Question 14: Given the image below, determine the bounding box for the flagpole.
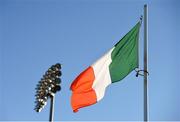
[143,4,149,122]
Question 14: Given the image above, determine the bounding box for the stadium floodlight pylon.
[34,63,62,122]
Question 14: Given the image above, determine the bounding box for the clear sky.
[0,0,180,121]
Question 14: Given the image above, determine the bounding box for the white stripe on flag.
[92,48,114,101]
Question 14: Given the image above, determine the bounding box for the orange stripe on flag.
[70,66,97,112]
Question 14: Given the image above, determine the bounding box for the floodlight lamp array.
[34,63,62,112]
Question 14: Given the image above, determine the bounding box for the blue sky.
[0,0,180,121]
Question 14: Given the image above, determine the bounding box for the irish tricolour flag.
[70,22,140,112]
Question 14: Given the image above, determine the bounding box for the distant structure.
[34,63,62,122]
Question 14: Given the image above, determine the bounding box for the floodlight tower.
[34,63,62,122]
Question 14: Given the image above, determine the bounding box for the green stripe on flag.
[109,22,140,83]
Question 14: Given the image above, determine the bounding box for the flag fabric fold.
[70,22,141,112]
